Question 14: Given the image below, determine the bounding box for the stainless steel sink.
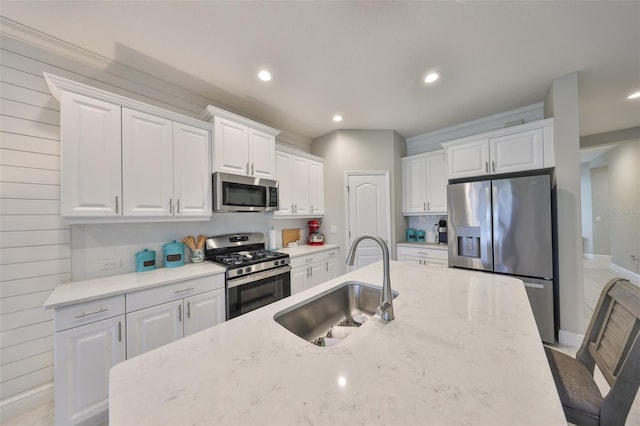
[274,281,399,345]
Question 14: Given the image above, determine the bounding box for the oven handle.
[227,265,291,288]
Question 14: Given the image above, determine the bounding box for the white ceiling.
[1,1,639,140]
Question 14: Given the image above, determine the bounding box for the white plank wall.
[0,32,218,418]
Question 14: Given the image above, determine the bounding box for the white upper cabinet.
[402,150,447,215]
[202,105,280,179]
[46,73,212,223]
[60,91,122,217]
[442,119,554,180]
[122,108,174,216]
[275,147,325,218]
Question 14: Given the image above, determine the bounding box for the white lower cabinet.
[290,249,339,295]
[397,245,448,268]
[126,276,225,358]
[53,296,126,426]
[51,273,224,425]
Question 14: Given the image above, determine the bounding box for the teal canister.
[135,249,156,272]
[162,241,185,268]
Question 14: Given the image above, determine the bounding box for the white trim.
[200,105,281,136]
[558,329,584,348]
[406,103,545,155]
[610,263,640,285]
[343,171,392,273]
[583,253,612,262]
[44,73,212,131]
[0,382,54,423]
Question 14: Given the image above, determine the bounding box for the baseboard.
[558,329,584,348]
[0,382,54,423]
[583,253,611,262]
[610,263,640,285]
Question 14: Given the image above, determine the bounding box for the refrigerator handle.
[492,184,501,270]
[483,185,493,268]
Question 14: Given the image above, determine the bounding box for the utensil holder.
[190,249,204,263]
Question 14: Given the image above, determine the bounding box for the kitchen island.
[109,261,565,425]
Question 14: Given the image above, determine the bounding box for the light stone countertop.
[397,241,448,250]
[109,261,565,426]
[277,243,340,258]
[43,262,226,309]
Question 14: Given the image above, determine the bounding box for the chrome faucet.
[346,234,395,321]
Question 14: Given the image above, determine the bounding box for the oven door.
[226,266,291,319]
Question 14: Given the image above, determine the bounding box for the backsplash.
[407,215,448,242]
[70,215,310,281]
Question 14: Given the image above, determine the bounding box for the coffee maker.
[437,218,448,244]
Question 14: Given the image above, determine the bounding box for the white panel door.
[290,266,307,295]
[490,128,544,174]
[173,123,211,217]
[275,151,294,215]
[402,156,427,213]
[60,91,122,217]
[447,139,490,179]
[249,129,276,179]
[126,300,183,358]
[183,289,225,337]
[122,108,173,216]
[425,152,448,213]
[346,173,390,271]
[292,156,309,215]
[308,159,325,214]
[214,117,249,176]
[54,315,125,426]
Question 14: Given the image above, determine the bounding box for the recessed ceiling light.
[424,72,440,84]
[333,115,343,122]
[258,70,272,82]
[627,91,640,100]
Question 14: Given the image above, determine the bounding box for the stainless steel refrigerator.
[447,172,556,342]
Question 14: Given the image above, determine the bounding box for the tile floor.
[5,259,639,425]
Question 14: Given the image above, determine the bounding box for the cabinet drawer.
[126,275,222,312]
[290,254,320,268]
[55,295,125,332]
[398,246,448,260]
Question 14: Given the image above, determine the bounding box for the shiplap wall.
[0,32,223,418]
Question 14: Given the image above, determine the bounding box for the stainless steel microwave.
[212,172,278,212]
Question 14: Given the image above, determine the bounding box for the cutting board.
[282,229,301,247]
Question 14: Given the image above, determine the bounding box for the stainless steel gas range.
[205,233,291,320]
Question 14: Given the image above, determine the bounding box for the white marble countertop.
[278,243,340,258]
[43,262,225,309]
[397,241,448,249]
[109,261,565,426]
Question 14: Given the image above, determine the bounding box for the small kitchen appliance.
[307,220,324,246]
[135,249,156,272]
[162,241,185,268]
[437,218,448,244]
[205,233,291,320]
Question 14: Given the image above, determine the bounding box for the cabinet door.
[183,289,225,337]
[402,156,427,214]
[60,91,122,217]
[309,262,324,288]
[290,266,307,295]
[447,139,490,179]
[126,300,183,358]
[325,252,339,281]
[173,123,211,217]
[292,156,309,215]
[425,152,447,213]
[249,129,276,179]
[122,108,173,216]
[54,315,125,425]
[275,151,294,215]
[424,258,447,268]
[490,128,544,174]
[397,254,421,265]
[308,160,325,215]
[214,117,249,176]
